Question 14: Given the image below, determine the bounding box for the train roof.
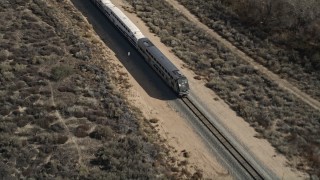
[139,38,185,80]
[101,0,112,5]
[106,3,144,40]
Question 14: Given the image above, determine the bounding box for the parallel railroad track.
[181,96,264,180]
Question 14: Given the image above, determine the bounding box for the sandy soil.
[106,0,308,179]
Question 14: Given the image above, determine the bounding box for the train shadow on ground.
[71,0,177,100]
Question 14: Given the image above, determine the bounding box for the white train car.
[92,0,145,46]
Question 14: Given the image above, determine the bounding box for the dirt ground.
[105,0,308,179]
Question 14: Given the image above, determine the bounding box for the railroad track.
[181,96,264,180]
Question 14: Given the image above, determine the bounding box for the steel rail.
[181,96,264,180]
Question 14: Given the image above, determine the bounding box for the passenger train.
[91,0,189,96]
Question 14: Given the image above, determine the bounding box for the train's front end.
[178,77,189,97]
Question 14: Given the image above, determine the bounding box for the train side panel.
[138,38,189,96]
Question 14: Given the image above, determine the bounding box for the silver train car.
[137,38,189,96]
[91,0,189,96]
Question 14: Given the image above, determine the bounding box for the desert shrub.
[51,65,74,81]
[58,85,76,93]
[14,80,27,89]
[90,136,165,179]
[53,134,68,144]
[0,108,10,116]
[149,118,159,124]
[64,105,84,117]
[171,166,179,172]
[0,62,12,73]
[38,45,64,56]
[50,122,65,133]
[0,122,18,133]
[74,124,90,138]
[35,115,58,129]
[73,110,84,118]
[71,42,92,61]
[178,160,188,166]
[17,115,34,128]
[191,170,203,180]
[30,133,68,145]
[34,117,52,129]
[0,50,10,61]
[182,151,190,158]
[76,96,98,107]
[89,126,114,140]
[0,161,15,179]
